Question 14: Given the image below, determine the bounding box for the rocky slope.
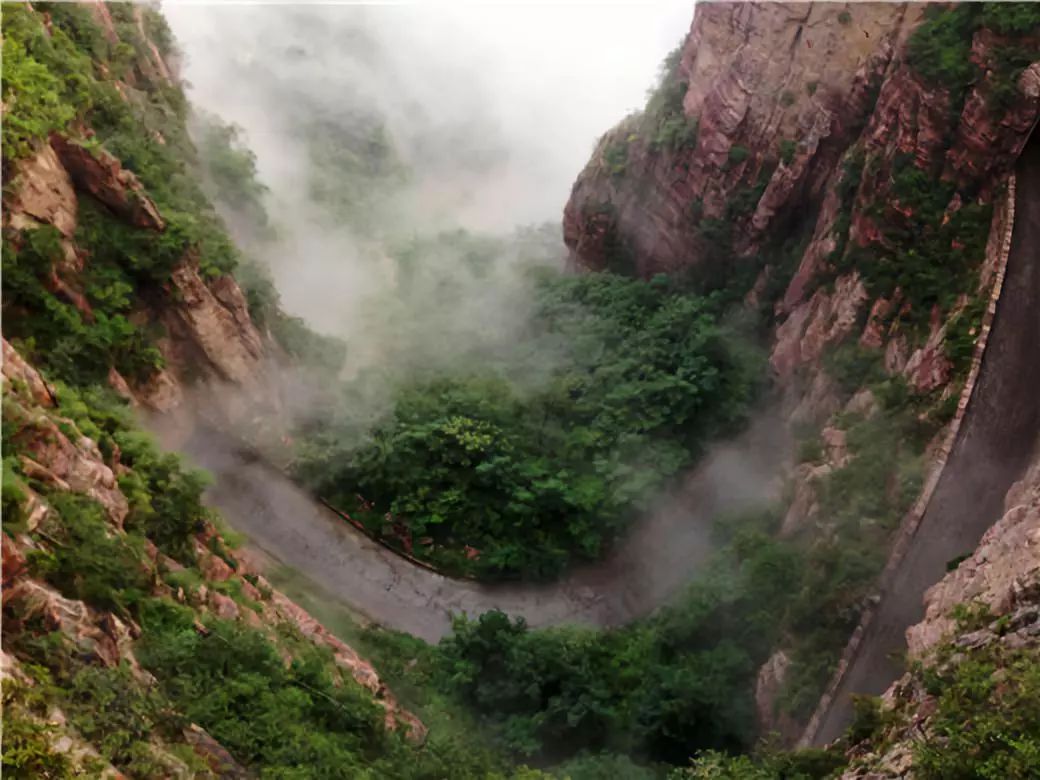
[566,2,1037,404]
[1,336,427,775]
[1,1,299,428]
[0,5,436,775]
[836,449,1039,778]
[564,0,1040,742]
[5,135,268,414]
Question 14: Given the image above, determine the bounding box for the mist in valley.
[166,2,691,357]
[155,0,789,594]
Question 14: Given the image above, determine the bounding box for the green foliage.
[980,2,1040,36]
[727,145,751,167]
[1,3,271,394]
[552,753,658,779]
[2,680,94,778]
[235,258,347,373]
[830,150,991,334]
[838,11,852,27]
[907,3,1039,114]
[846,694,888,744]
[674,746,844,779]
[2,455,28,533]
[136,607,389,774]
[295,272,761,579]
[304,114,407,235]
[652,116,700,153]
[1,227,165,385]
[195,113,270,230]
[26,492,151,617]
[779,140,797,165]
[645,45,687,119]
[906,5,981,90]
[604,140,629,178]
[774,378,940,717]
[141,7,176,58]
[0,4,88,159]
[49,382,211,562]
[434,509,809,763]
[643,45,700,155]
[780,91,796,107]
[5,630,188,777]
[134,603,511,778]
[824,342,886,395]
[944,295,987,374]
[914,645,1040,779]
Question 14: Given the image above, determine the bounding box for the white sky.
[164,1,694,227]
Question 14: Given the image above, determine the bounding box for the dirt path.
[811,136,1040,745]
[160,406,787,643]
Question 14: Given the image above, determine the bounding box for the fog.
[164,1,691,349]
[167,2,690,227]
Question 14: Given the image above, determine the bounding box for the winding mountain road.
[810,134,1040,745]
[159,407,787,643]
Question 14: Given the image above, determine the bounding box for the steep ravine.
[809,126,1040,746]
[154,404,787,642]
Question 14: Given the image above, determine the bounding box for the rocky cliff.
[564,0,1040,741]
[565,2,1037,403]
[2,337,426,774]
[1,1,291,426]
[1,5,433,774]
[836,448,1039,777]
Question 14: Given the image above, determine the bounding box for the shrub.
[824,342,886,396]
[915,644,1040,778]
[603,140,628,177]
[980,2,1040,35]
[727,145,751,166]
[26,492,151,617]
[906,5,980,90]
[294,272,761,579]
[1,4,90,159]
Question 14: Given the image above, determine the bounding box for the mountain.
[2,2,1038,778]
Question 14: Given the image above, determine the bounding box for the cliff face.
[565,2,1038,404]
[5,137,269,415]
[1,2,282,422]
[1,338,425,773]
[565,3,917,277]
[2,7,426,773]
[564,0,1040,741]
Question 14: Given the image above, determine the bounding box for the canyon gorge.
[2,2,1039,778]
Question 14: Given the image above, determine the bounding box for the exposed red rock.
[9,413,129,528]
[4,143,78,237]
[50,135,165,231]
[564,2,915,277]
[3,338,57,408]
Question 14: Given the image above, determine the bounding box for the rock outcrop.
[564,3,918,277]
[160,255,266,388]
[1,341,426,761]
[50,134,165,232]
[4,143,79,238]
[2,129,275,415]
[836,445,1040,778]
[906,450,1040,658]
[566,3,1039,409]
